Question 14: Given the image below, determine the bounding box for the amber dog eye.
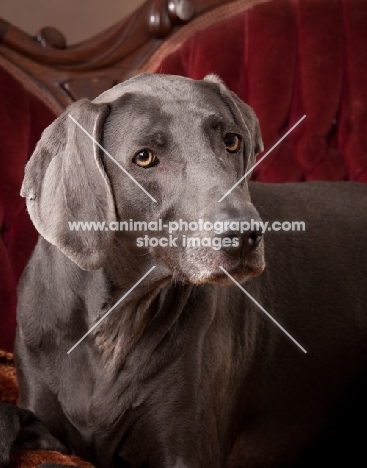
[224,133,241,153]
[133,149,157,168]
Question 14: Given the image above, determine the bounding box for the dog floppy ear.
[21,99,116,270]
[204,74,264,170]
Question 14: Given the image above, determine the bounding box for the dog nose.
[218,228,262,257]
[210,205,263,256]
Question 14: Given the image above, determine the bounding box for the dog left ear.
[21,99,116,271]
[203,74,264,170]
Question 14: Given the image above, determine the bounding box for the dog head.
[21,74,265,284]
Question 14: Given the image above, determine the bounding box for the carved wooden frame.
[0,0,233,113]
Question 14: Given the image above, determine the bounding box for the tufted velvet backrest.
[153,0,367,183]
[0,65,56,351]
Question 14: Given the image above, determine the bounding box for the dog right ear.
[222,89,264,170]
[21,99,116,271]
[204,74,264,173]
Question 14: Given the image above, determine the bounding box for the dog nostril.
[248,231,262,246]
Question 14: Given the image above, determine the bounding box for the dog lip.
[186,261,264,285]
[215,264,255,280]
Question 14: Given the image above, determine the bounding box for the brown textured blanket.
[0,350,93,468]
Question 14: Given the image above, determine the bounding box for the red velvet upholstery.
[1,0,367,352]
[0,67,56,351]
[157,0,367,183]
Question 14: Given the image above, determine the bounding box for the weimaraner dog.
[1,74,367,468]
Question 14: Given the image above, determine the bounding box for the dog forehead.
[93,73,227,116]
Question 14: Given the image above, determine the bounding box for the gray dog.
[1,74,367,468]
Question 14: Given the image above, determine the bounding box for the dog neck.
[89,251,191,373]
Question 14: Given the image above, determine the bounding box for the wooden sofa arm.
[0,0,245,113]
